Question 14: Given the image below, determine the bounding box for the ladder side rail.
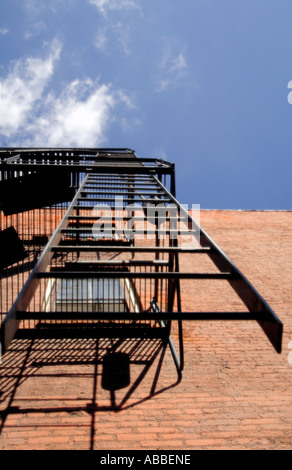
[153,175,283,353]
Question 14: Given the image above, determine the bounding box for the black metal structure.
[0,148,283,373]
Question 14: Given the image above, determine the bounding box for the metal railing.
[0,148,283,373]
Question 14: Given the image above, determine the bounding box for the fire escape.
[0,148,283,373]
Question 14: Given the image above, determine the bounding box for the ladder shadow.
[0,332,181,449]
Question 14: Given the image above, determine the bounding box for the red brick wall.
[0,210,291,450]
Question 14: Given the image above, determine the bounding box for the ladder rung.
[87,175,154,180]
[84,186,161,192]
[15,311,266,321]
[51,246,211,253]
[80,191,165,196]
[36,271,234,280]
[68,216,131,221]
[71,206,179,212]
[64,260,169,266]
[76,197,171,203]
[84,180,158,185]
[51,260,170,270]
[59,240,133,247]
[72,205,148,210]
[61,228,196,235]
[68,222,119,228]
[68,215,187,220]
[86,179,154,184]
[51,260,169,272]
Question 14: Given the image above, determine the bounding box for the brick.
[0,211,292,450]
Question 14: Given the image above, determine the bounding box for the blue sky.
[0,0,292,209]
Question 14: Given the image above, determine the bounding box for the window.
[55,278,129,313]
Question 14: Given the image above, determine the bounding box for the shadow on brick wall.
[0,334,181,449]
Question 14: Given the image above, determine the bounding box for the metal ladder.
[0,148,283,374]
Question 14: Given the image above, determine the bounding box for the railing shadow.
[0,331,181,449]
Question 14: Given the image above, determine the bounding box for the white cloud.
[168,53,188,74]
[91,1,141,56]
[89,0,140,16]
[153,147,167,161]
[0,40,136,147]
[115,22,131,55]
[24,21,47,39]
[156,41,189,92]
[23,0,44,15]
[94,29,108,51]
[0,27,9,35]
[116,90,137,110]
[24,0,76,15]
[27,79,116,147]
[0,40,62,136]
[94,23,132,55]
